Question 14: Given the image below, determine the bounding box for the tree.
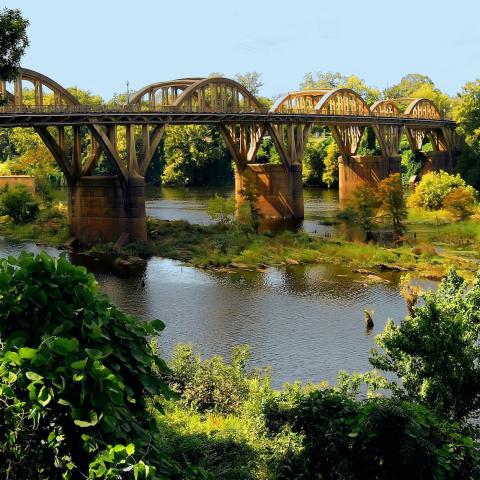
[322,140,339,188]
[376,173,407,234]
[234,72,263,96]
[0,8,29,82]
[161,125,232,186]
[443,187,477,220]
[350,184,379,235]
[370,268,480,422]
[301,71,380,105]
[384,74,434,99]
[455,79,480,149]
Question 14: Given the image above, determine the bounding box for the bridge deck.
[0,111,456,128]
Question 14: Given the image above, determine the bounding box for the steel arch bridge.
[0,68,458,244]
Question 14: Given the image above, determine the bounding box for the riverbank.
[1,209,479,280]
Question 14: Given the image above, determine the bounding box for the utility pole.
[126,80,130,104]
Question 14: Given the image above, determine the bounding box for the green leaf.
[73,410,99,428]
[149,319,165,332]
[4,351,21,365]
[19,347,38,359]
[71,358,88,370]
[85,348,103,360]
[126,443,135,455]
[26,371,43,381]
[38,386,52,406]
[52,337,79,355]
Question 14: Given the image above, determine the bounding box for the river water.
[0,187,434,387]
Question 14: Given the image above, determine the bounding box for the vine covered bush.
[0,252,187,479]
[0,184,39,224]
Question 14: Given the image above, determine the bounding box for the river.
[0,186,434,388]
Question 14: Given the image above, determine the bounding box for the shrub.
[407,171,476,210]
[265,390,480,480]
[0,252,181,479]
[206,194,236,228]
[167,344,253,415]
[0,184,39,223]
[443,186,477,220]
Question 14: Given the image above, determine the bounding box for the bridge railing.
[0,104,450,120]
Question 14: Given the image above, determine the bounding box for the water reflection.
[0,185,438,388]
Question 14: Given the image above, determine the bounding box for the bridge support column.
[420,151,453,176]
[68,176,147,244]
[338,155,401,201]
[235,163,304,219]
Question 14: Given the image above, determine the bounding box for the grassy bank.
[96,218,476,280]
[0,204,69,246]
[1,205,479,279]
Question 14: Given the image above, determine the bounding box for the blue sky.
[4,0,479,100]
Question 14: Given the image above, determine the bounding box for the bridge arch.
[2,68,79,107]
[128,78,202,108]
[404,98,442,119]
[314,88,371,116]
[270,89,331,113]
[173,77,263,112]
[370,99,401,116]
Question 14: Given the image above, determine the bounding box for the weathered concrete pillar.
[420,151,452,176]
[68,176,147,244]
[234,163,304,219]
[338,155,401,201]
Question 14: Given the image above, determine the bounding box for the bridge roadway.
[0,108,456,128]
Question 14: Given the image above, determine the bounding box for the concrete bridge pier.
[420,151,453,175]
[234,163,304,219]
[338,155,401,202]
[68,176,147,245]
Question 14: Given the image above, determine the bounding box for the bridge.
[0,69,457,244]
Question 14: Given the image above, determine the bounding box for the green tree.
[0,252,181,479]
[350,183,379,235]
[301,136,328,185]
[455,79,480,149]
[0,8,29,83]
[322,140,339,188]
[384,74,434,99]
[234,72,263,96]
[370,268,480,422]
[162,125,232,186]
[376,174,407,234]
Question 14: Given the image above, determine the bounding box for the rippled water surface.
[0,187,434,387]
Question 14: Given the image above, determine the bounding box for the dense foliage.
[407,171,477,210]
[0,252,184,479]
[0,184,39,223]
[0,8,29,83]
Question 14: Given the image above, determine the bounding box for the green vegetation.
[0,184,39,224]
[407,171,477,210]
[0,7,29,85]
[0,252,195,479]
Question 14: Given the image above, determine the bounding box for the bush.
[167,344,253,415]
[443,186,477,220]
[349,184,379,234]
[408,171,476,210]
[0,184,39,223]
[376,173,407,234]
[206,194,236,228]
[0,252,181,479]
[263,390,480,480]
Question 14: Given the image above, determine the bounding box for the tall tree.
[0,8,29,81]
[235,71,263,96]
